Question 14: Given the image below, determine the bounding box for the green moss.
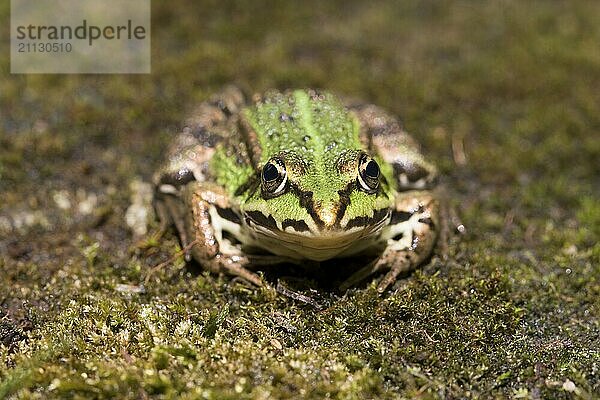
[1,0,598,398]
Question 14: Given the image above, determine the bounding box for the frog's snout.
[311,199,342,230]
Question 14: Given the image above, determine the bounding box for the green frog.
[154,87,439,292]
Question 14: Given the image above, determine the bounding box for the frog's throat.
[245,214,390,261]
[209,202,389,261]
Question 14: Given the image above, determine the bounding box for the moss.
[0,0,598,398]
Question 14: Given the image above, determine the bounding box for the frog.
[153,86,439,292]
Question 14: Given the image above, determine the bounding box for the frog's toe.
[211,254,265,288]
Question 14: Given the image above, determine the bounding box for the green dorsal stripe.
[294,90,323,168]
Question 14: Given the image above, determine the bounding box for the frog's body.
[154,87,439,291]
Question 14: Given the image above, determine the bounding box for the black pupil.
[262,163,279,182]
[365,160,379,178]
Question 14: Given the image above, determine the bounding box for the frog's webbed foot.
[154,193,192,258]
[435,188,466,261]
[340,192,439,293]
[154,181,266,288]
[205,254,264,287]
[183,183,268,287]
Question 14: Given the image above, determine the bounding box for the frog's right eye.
[357,153,380,194]
[261,158,287,196]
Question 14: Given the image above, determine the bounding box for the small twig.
[276,280,323,309]
[144,239,199,285]
[452,132,468,166]
[120,347,134,364]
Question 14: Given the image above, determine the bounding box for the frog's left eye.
[261,158,287,196]
[357,154,380,193]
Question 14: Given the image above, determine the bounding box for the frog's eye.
[357,154,380,193]
[261,158,287,196]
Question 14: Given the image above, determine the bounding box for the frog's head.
[238,90,394,260]
[241,148,394,260]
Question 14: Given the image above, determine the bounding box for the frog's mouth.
[243,210,390,261]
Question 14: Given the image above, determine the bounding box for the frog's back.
[242,89,362,167]
[158,87,435,201]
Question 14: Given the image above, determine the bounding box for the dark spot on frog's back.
[191,126,222,148]
[279,113,294,122]
[308,89,325,101]
[160,168,195,186]
[214,99,232,116]
[245,210,279,230]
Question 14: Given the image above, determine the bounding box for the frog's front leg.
[158,181,265,287]
[377,191,439,291]
[341,191,439,293]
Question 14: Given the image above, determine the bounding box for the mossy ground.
[0,1,598,398]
